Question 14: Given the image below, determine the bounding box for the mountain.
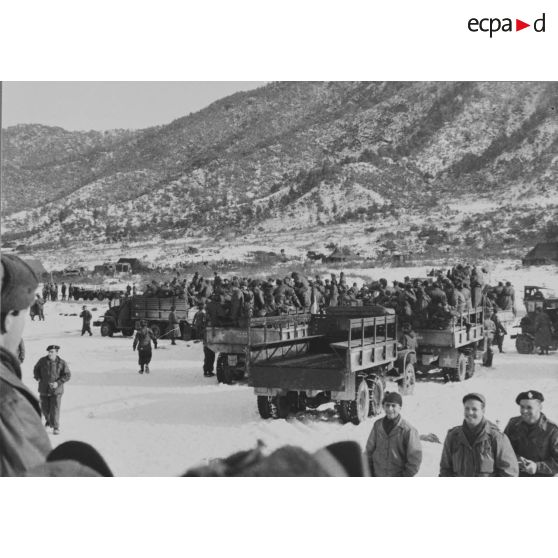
[2,81,558,261]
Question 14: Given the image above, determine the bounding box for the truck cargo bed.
[251,352,345,391]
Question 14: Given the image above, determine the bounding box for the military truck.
[93,295,196,339]
[251,307,416,424]
[206,310,314,385]
[414,306,485,382]
[511,286,558,354]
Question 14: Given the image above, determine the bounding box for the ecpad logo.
[468,13,546,37]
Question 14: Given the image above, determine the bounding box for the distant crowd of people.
[147,264,516,331]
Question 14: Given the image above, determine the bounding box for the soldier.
[1,254,53,475]
[439,393,518,477]
[491,308,507,353]
[33,345,71,435]
[80,305,93,336]
[168,305,179,346]
[483,313,496,366]
[364,392,422,476]
[533,307,553,355]
[133,320,157,374]
[61,282,67,301]
[504,390,558,477]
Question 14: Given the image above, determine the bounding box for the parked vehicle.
[206,309,314,385]
[511,286,558,354]
[251,307,415,424]
[93,295,196,339]
[73,287,123,302]
[414,307,486,382]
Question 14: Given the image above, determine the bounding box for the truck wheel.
[122,328,134,337]
[257,396,274,419]
[100,323,113,337]
[465,353,475,379]
[150,323,161,338]
[516,335,534,354]
[97,294,105,301]
[216,354,234,385]
[338,380,370,425]
[451,353,467,382]
[257,396,284,419]
[398,362,416,395]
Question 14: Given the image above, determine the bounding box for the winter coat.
[1,347,52,476]
[533,312,553,347]
[80,309,92,325]
[439,419,518,477]
[33,355,71,396]
[504,414,558,476]
[484,317,496,342]
[168,310,179,326]
[365,416,422,477]
[133,328,157,351]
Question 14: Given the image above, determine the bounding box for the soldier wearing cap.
[364,392,422,476]
[133,320,157,374]
[439,393,518,477]
[1,254,53,475]
[33,345,71,435]
[504,390,558,476]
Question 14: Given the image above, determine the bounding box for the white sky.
[1,82,266,131]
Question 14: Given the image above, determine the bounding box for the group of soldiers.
[41,281,73,302]
[163,265,515,332]
[1,252,556,477]
[365,389,558,477]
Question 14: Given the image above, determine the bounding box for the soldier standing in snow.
[80,305,93,336]
[439,393,518,477]
[61,282,67,301]
[33,345,71,435]
[504,390,558,477]
[133,320,157,374]
[168,305,179,346]
[364,392,422,476]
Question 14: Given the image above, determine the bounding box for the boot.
[145,365,150,374]
[53,428,60,435]
[139,367,144,374]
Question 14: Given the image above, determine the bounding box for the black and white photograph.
[2,81,557,478]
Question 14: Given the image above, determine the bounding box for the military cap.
[1,254,39,312]
[515,390,544,404]
[382,391,403,406]
[46,345,60,352]
[462,392,486,406]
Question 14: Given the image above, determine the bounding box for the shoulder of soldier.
[542,415,558,432]
[504,416,523,431]
[446,425,463,439]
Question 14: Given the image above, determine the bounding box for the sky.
[1,82,266,131]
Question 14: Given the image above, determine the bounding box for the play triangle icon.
[516,19,530,31]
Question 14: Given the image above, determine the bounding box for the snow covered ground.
[18,263,558,476]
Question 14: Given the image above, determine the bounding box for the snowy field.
[19,263,558,476]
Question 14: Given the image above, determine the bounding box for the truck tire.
[451,353,467,382]
[216,354,234,385]
[257,396,283,419]
[150,323,162,338]
[516,335,534,354]
[100,323,113,337]
[257,396,274,419]
[122,328,134,337]
[398,362,416,395]
[465,352,475,379]
[97,293,105,301]
[338,379,370,425]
